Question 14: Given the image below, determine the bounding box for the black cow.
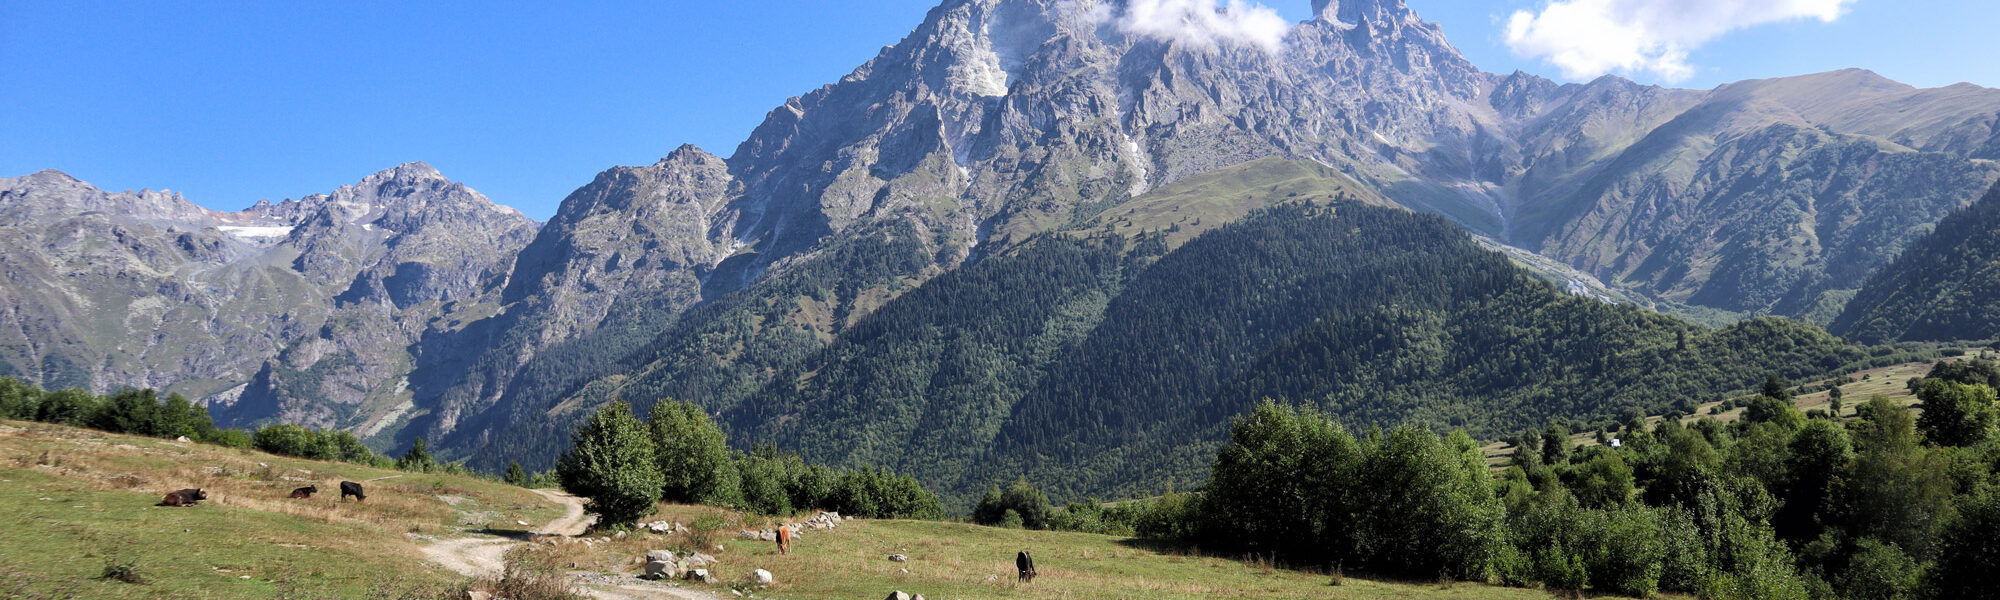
[1016,550,1036,583]
[339,481,365,502]
[159,488,208,507]
[288,485,318,499]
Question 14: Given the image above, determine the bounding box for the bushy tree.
[1570,451,1635,509]
[0,377,35,419]
[505,461,529,487]
[1923,489,2000,598]
[973,478,1053,529]
[647,399,738,505]
[35,388,99,426]
[1202,401,1359,565]
[397,437,440,472]
[1354,427,1502,581]
[734,449,794,516]
[555,401,665,528]
[1915,379,1997,447]
[253,424,334,459]
[1839,538,1917,600]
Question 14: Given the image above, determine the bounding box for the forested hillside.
[1833,181,2000,343]
[478,161,1864,504]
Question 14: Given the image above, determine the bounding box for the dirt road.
[422,489,721,600]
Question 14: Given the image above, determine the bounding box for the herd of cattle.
[157,480,367,506]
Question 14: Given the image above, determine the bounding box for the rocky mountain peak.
[1314,0,1410,25]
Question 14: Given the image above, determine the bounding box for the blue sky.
[3,0,1995,220]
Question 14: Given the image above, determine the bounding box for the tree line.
[968,359,2000,599]
[554,399,943,528]
[0,377,547,484]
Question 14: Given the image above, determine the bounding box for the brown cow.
[776,524,793,555]
[288,485,318,499]
[159,488,208,507]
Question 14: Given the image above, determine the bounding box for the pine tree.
[505,460,529,487]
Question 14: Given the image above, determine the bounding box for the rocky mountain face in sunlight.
[7,0,1999,462]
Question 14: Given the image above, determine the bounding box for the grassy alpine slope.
[1,419,1592,600]
[0,420,562,599]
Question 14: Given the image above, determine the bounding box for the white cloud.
[1503,0,1855,83]
[1104,0,1292,54]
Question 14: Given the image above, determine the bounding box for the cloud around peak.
[1503,0,1855,83]
[1079,0,1291,54]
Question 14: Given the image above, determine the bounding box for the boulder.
[646,550,677,563]
[612,531,628,540]
[888,554,909,562]
[688,568,715,584]
[643,559,679,580]
[686,551,718,567]
[754,568,774,585]
[740,530,761,540]
[759,529,777,541]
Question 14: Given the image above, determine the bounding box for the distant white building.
[1608,438,1622,448]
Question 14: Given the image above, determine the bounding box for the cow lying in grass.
[288,485,318,499]
[159,488,207,507]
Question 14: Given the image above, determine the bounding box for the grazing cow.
[339,481,366,502]
[1016,550,1036,583]
[776,524,793,555]
[158,488,208,507]
[288,485,318,499]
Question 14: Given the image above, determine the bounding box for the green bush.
[554,401,665,529]
[647,399,738,505]
[973,478,1053,529]
[1839,538,1917,600]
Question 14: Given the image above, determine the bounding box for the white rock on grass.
[754,568,774,585]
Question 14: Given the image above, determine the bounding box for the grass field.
[551,507,1561,600]
[0,420,562,599]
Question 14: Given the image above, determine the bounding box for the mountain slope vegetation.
[1833,181,2000,343]
[493,160,1862,504]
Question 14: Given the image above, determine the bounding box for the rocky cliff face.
[0,164,536,437]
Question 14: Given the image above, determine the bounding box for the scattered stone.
[686,552,718,567]
[714,544,725,552]
[647,550,677,563]
[888,554,908,562]
[731,591,742,597]
[643,558,679,580]
[466,591,493,600]
[613,531,628,540]
[516,520,530,526]
[986,574,998,582]
[754,569,773,585]
[740,530,761,540]
[687,568,715,584]
[758,529,777,541]
[899,568,911,574]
